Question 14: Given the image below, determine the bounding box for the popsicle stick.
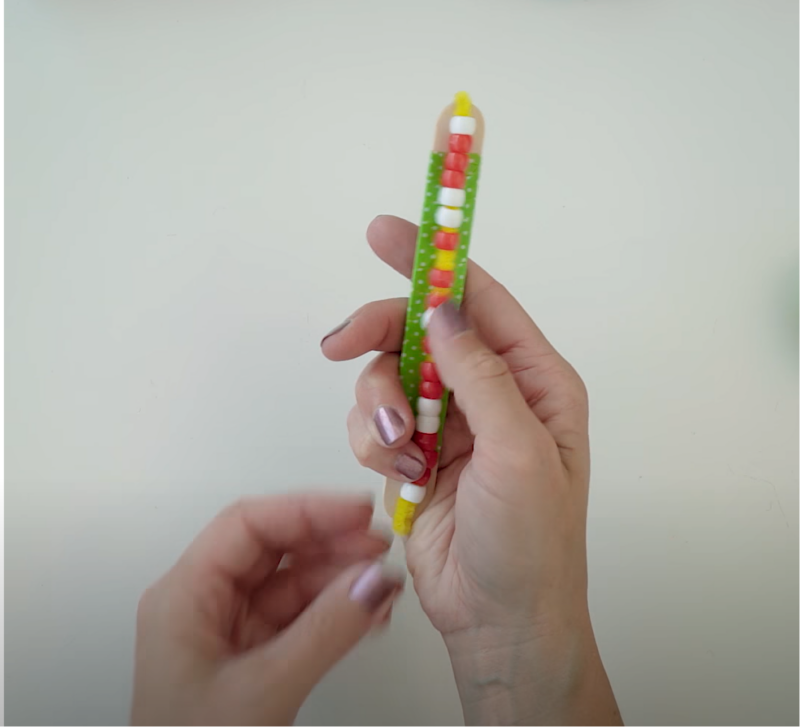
[384,93,485,535]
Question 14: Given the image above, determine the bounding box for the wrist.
[443,612,619,725]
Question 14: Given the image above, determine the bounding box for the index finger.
[178,494,375,585]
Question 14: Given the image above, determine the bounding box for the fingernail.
[431,300,469,340]
[373,406,405,445]
[350,563,403,612]
[320,319,351,346]
[395,453,426,481]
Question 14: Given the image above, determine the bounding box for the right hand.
[323,215,621,724]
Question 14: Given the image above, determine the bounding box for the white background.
[6,1,798,724]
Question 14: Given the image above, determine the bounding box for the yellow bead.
[440,227,458,234]
[454,91,472,116]
[393,498,417,536]
[435,249,456,271]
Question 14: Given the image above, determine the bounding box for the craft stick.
[385,92,485,536]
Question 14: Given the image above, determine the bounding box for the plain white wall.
[5,1,798,724]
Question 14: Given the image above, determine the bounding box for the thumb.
[427,300,541,444]
[265,561,403,693]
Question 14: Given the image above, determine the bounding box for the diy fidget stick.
[389,92,483,536]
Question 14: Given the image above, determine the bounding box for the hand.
[132,494,403,725]
[322,216,621,724]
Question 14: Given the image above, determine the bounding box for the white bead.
[450,115,477,135]
[421,307,435,329]
[416,415,440,434]
[435,206,463,228]
[437,187,466,207]
[400,483,427,503]
[417,396,442,416]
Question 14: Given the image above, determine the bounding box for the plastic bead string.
[393,91,482,536]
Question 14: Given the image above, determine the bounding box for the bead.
[434,230,459,250]
[416,414,440,434]
[441,170,466,189]
[400,482,427,503]
[412,469,431,486]
[429,268,454,288]
[454,91,472,116]
[435,206,463,228]
[435,249,457,271]
[437,187,466,207]
[424,449,439,469]
[417,396,442,416]
[450,115,477,135]
[392,497,415,535]
[427,290,450,308]
[420,380,443,399]
[421,361,440,383]
[421,307,435,329]
[413,430,438,449]
[444,152,468,172]
[422,337,431,355]
[449,134,472,154]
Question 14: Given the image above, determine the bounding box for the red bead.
[427,291,449,308]
[423,449,438,469]
[413,468,431,486]
[449,134,472,154]
[413,431,438,449]
[422,337,431,354]
[434,231,459,250]
[420,380,443,399]
[444,152,468,172]
[441,170,465,189]
[421,361,440,383]
[429,268,454,288]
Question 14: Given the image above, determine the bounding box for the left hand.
[131,494,402,725]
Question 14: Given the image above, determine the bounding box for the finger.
[178,494,374,585]
[256,562,404,695]
[348,406,428,483]
[320,297,407,361]
[355,353,416,448]
[367,215,589,472]
[289,528,392,564]
[428,301,546,448]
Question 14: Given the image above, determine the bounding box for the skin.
[131,495,402,725]
[133,214,621,725]
[322,215,622,725]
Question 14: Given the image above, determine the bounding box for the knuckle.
[465,348,510,382]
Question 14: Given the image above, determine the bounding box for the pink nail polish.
[349,563,402,612]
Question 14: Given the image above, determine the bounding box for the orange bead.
[444,152,468,171]
[429,268,454,288]
[434,230,459,250]
[449,134,472,154]
[413,469,431,486]
[420,380,443,399]
[427,291,449,308]
[413,431,438,449]
[421,361,440,383]
[441,170,465,189]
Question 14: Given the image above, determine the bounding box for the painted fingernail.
[350,563,403,612]
[373,406,405,445]
[395,453,426,481]
[431,300,469,340]
[320,319,351,346]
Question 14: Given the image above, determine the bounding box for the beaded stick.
[386,92,484,536]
